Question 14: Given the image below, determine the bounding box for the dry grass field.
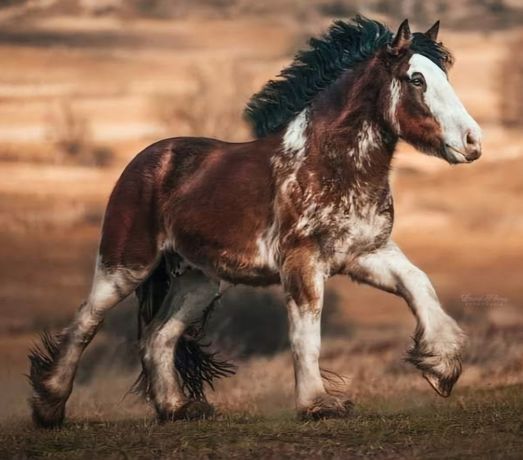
[0,1,522,458]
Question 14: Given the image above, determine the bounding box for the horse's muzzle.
[463,130,482,162]
[464,146,481,162]
[445,143,481,164]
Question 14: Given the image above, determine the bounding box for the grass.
[1,384,521,459]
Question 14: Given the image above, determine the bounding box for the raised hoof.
[423,372,455,398]
[299,395,354,421]
[407,321,465,399]
[158,400,215,422]
[31,397,66,429]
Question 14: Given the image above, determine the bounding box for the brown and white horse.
[29,17,482,427]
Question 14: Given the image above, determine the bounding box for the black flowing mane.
[244,16,454,138]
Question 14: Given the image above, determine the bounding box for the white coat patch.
[282,109,308,154]
[388,79,401,133]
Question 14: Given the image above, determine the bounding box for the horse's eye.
[410,74,425,87]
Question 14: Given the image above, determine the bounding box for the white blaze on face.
[407,54,482,161]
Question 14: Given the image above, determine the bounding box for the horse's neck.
[272,110,396,206]
[315,119,394,175]
[272,64,396,203]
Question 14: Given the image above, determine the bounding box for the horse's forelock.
[411,32,455,72]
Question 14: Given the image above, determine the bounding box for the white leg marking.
[288,302,325,408]
[349,241,465,390]
[145,317,186,408]
[285,264,326,408]
[143,271,219,412]
[47,260,149,392]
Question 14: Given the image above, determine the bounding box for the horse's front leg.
[281,248,352,420]
[347,240,465,397]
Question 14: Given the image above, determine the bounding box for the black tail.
[133,252,235,401]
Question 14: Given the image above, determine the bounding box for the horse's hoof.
[412,352,462,398]
[423,372,455,398]
[407,327,464,398]
[31,397,66,429]
[158,400,215,422]
[299,395,354,421]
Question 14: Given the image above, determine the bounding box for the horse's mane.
[244,16,454,138]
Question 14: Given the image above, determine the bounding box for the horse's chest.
[290,194,393,260]
[336,206,392,251]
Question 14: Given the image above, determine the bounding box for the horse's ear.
[425,20,440,41]
[388,19,411,55]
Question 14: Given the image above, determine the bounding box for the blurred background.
[0,0,522,422]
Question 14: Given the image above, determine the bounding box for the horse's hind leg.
[141,269,220,421]
[29,260,153,427]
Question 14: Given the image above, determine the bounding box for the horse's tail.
[132,252,235,401]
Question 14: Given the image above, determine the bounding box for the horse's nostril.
[466,131,477,147]
[464,131,481,160]
[467,148,481,161]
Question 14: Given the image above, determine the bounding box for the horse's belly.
[172,229,280,286]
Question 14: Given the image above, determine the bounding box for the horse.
[29,16,482,427]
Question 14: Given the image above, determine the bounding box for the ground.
[1,385,522,458]
[0,6,522,460]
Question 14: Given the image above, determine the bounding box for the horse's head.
[382,20,482,164]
